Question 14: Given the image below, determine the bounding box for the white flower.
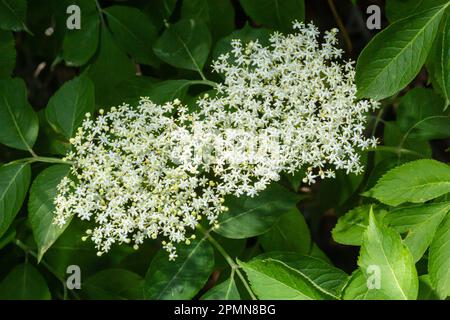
[54,22,378,258]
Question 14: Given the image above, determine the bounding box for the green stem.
[94,0,106,26]
[29,148,38,158]
[197,225,257,300]
[5,156,73,166]
[327,0,353,53]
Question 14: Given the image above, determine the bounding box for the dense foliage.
[0,0,449,300]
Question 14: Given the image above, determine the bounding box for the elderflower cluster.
[54,100,225,260]
[54,22,378,259]
[198,22,378,188]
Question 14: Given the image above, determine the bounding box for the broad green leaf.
[396,88,450,141]
[364,160,450,206]
[443,15,450,107]
[254,253,349,299]
[45,75,95,139]
[109,76,158,106]
[35,110,70,156]
[142,0,177,30]
[201,276,240,300]
[356,5,448,100]
[181,0,235,41]
[105,6,159,67]
[385,0,448,22]
[308,243,331,264]
[358,212,418,300]
[62,13,100,67]
[332,205,387,246]
[0,263,51,299]
[429,213,450,299]
[212,23,272,62]
[426,16,448,104]
[0,227,15,250]
[0,0,27,31]
[153,19,211,72]
[0,163,31,239]
[83,269,144,300]
[88,28,135,107]
[215,183,299,239]
[343,269,390,300]
[28,165,71,262]
[239,0,305,33]
[384,202,450,262]
[145,80,193,104]
[259,208,311,254]
[0,78,39,151]
[418,274,441,300]
[0,30,15,77]
[379,122,431,162]
[44,220,132,278]
[144,237,214,299]
[240,258,330,300]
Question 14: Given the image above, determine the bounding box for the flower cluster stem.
[197,225,257,300]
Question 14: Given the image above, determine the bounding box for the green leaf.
[332,205,387,246]
[343,269,390,300]
[429,212,450,299]
[0,227,15,250]
[181,0,235,41]
[0,78,39,151]
[212,23,272,62]
[0,263,51,299]
[0,163,31,239]
[0,30,15,77]
[384,202,450,262]
[108,76,158,106]
[308,243,331,264]
[239,254,346,300]
[442,14,450,107]
[239,0,305,33]
[215,183,300,239]
[28,165,71,262]
[62,13,100,67]
[417,274,441,300]
[385,0,449,22]
[358,212,418,300]
[145,80,193,104]
[356,4,448,100]
[105,6,159,67]
[88,28,135,107]
[144,237,214,299]
[259,208,311,254]
[396,88,450,140]
[142,0,177,30]
[82,269,144,300]
[240,258,325,300]
[43,220,109,278]
[45,74,95,139]
[426,16,449,104]
[201,277,240,300]
[379,121,431,161]
[0,0,27,31]
[364,159,450,206]
[255,253,349,299]
[153,19,211,73]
